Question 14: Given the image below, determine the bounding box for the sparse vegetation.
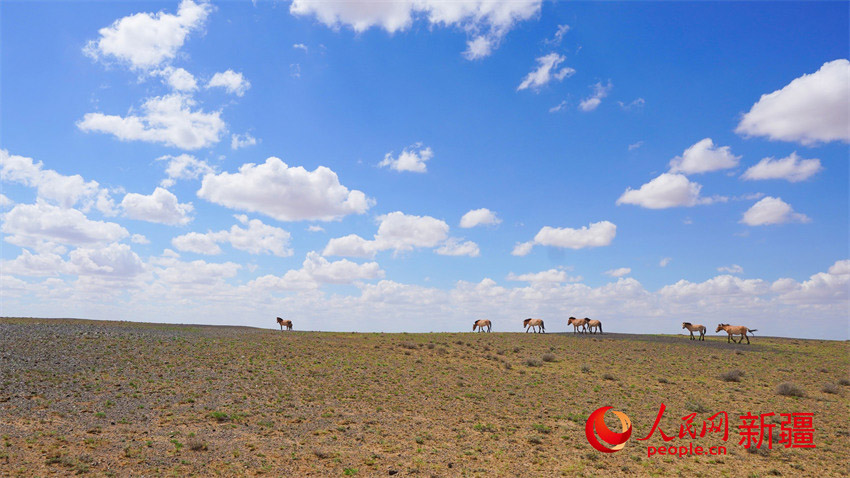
[541,353,557,362]
[1,317,846,477]
[821,383,839,394]
[720,369,745,382]
[776,382,805,397]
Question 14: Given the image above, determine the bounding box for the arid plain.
[1,318,847,477]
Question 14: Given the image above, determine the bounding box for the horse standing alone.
[682,322,706,341]
[523,318,545,333]
[473,319,492,333]
[716,323,756,344]
[276,317,293,331]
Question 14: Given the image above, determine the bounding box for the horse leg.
[744,333,750,344]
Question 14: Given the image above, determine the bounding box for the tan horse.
[567,317,588,334]
[682,322,706,341]
[473,319,492,333]
[276,317,292,331]
[523,318,545,333]
[586,319,603,334]
[716,324,756,344]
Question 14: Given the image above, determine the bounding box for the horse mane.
[682,322,691,326]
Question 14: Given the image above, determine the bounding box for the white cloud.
[249,251,384,290]
[628,141,644,151]
[659,257,672,267]
[307,225,325,232]
[773,260,850,305]
[84,0,212,70]
[156,67,197,91]
[579,81,612,111]
[617,173,723,209]
[289,0,542,59]
[435,238,480,257]
[323,211,450,257]
[618,98,645,110]
[549,100,567,113]
[197,157,373,221]
[736,59,850,145]
[121,187,194,225]
[131,234,150,244]
[668,138,740,174]
[379,143,433,173]
[1,250,69,277]
[77,94,225,150]
[513,220,617,255]
[0,194,12,207]
[517,53,574,91]
[605,267,631,277]
[0,150,115,214]
[292,43,308,52]
[459,208,501,228]
[740,196,810,226]
[660,275,769,300]
[172,215,293,257]
[545,24,570,45]
[463,36,494,60]
[231,133,258,150]
[507,269,579,283]
[717,264,744,274]
[741,152,822,182]
[157,154,215,187]
[69,243,145,278]
[2,203,128,251]
[207,70,251,97]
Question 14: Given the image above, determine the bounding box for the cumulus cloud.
[0,150,115,214]
[435,238,480,257]
[231,133,258,150]
[740,196,810,226]
[616,173,725,209]
[324,211,450,258]
[121,187,194,225]
[249,251,384,290]
[84,0,212,70]
[2,203,128,252]
[507,269,580,283]
[155,67,197,91]
[511,221,616,256]
[741,152,822,182]
[459,208,501,228]
[736,59,850,145]
[68,243,145,278]
[668,138,740,174]
[659,257,672,267]
[717,264,744,274]
[77,94,225,150]
[605,267,631,278]
[517,53,574,91]
[289,0,542,59]
[579,81,612,112]
[172,215,293,257]
[379,143,433,173]
[207,70,251,97]
[773,259,850,305]
[156,154,215,187]
[198,157,372,222]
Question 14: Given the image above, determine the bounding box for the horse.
[276,317,293,331]
[473,319,492,333]
[715,324,756,344]
[586,319,603,334]
[682,322,706,341]
[523,318,545,333]
[567,317,588,334]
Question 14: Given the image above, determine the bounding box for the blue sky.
[1,1,848,338]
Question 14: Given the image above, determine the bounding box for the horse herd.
[277,316,758,344]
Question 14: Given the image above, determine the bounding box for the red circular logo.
[585,406,633,453]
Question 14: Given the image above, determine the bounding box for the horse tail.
[599,322,602,333]
[749,329,757,334]
[541,320,545,331]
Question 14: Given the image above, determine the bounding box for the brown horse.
[586,319,603,334]
[682,322,706,341]
[473,319,492,333]
[276,317,292,331]
[567,317,588,334]
[523,318,545,333]
[716,324,756,344]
